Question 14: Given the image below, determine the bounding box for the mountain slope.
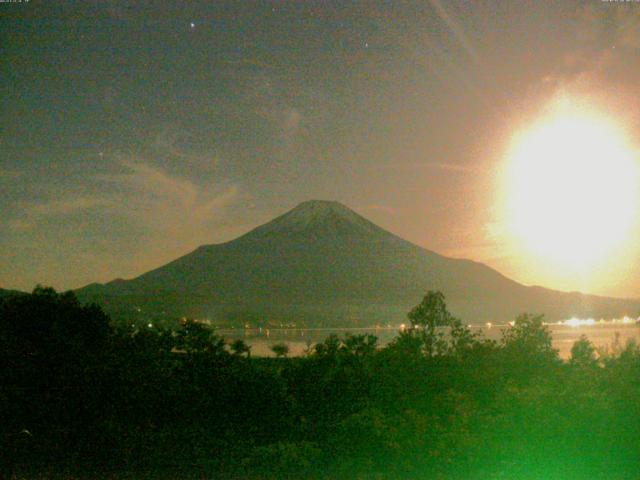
[77,200,640,324]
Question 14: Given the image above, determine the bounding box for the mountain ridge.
[76,200,640,325]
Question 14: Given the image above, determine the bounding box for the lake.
[218,323,640,359]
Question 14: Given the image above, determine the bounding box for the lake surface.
[219,323,640,359]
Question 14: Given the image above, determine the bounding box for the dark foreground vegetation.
[2,288,640,479]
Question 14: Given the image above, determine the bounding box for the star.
[190,22,196,29]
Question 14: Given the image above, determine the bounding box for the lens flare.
[502,103,639,268]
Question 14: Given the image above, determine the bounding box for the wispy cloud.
[95,159,241,239]
[30,196,111,216]
[537,5,640,105]
[13,158,241,252]
[373,161,479,173]
[1,157,244,289]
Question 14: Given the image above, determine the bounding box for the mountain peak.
[289,199,353,216]
[241,200,391,240]
[293,199,346,208]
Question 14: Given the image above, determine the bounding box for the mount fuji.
[76,200,640,325]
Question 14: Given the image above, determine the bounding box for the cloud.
[30,196,111,216]
[542,5,640,92]
[427,0,480,64]
[3,158,243,287]
[233,69,320,142]
[16,158,240,246]
[510,5,640,160]
[96,159,240,238]
[373,161,479,173]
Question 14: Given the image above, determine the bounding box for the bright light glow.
[565,317,579,327]
[561,316,639,326]
[503,102,639,267]
[564,317,595,327]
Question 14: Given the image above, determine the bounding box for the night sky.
[2,1,640,297]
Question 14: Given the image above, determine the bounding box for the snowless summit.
[244,200,390,240]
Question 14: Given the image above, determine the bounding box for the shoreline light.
[562,316,638,327]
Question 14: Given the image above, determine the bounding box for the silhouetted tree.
[271,342,290,358]
[243,441,322,478]
[385,329,424,359]
[447,317,479,357]
[408,290,451,329]
[175,318,226,355]
[230,338,251,358]
[0,286,113,470]
[500,313,559,382]
[6,285,640,480]
[569,335,597,368]
[343,333,378,357]
[501,313,555,358]
[407,290,475,356]
[314,334,342,358]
